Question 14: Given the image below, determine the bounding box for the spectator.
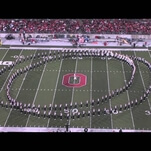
[1,19,151,35]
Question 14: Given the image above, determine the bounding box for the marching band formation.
[0,49,151,120]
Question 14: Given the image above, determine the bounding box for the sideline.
[0,46,149,51]
[0,127,150,132]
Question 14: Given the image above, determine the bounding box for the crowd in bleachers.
[0,19,151,34]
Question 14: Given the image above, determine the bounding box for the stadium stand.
[0,19,151,34]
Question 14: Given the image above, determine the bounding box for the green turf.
[0,48,151,131]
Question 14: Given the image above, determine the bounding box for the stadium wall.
[0,33,151,40]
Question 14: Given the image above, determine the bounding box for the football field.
[0,47,151,132]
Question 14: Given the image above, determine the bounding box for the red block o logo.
[62,73,87,88]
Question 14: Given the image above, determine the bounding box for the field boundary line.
[0,127,150,132]
[1,47,149,51]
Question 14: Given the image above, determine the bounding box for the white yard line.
[5,51,37,127]
[31,66,46,106]
[134,51,151,111]
[47,59,63,127]
[120,51,135,129]
[147,50,151,110]
[90,57,93,128]
[0,49,9,61]
[25,56,47,127]
[68,58,78,126]
[3,49,25,127]
[106,58,113,129]
[17,50,37,99]
[0,49,24,93]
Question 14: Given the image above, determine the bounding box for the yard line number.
[145,110,151,115]
[0,61,13,66]
[64,108,78,115]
